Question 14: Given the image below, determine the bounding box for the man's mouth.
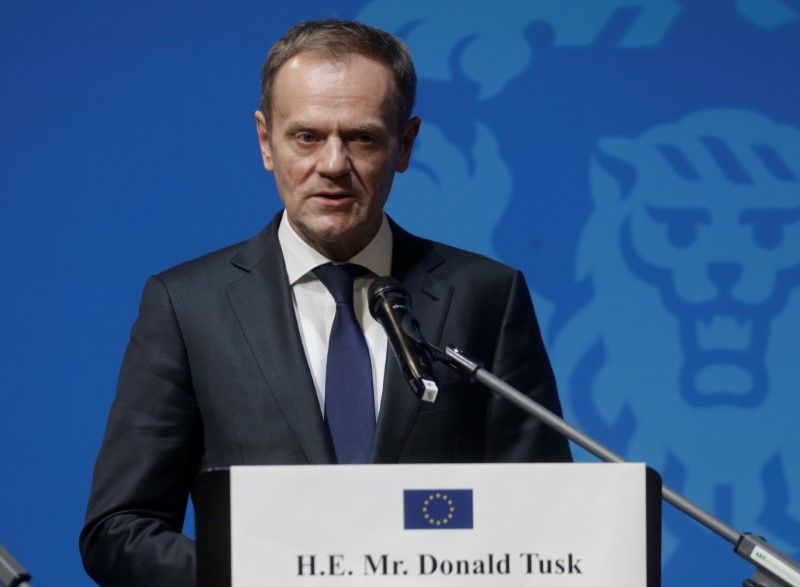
[310,192,357,209]
[312,191,353,200]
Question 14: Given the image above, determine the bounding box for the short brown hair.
[260,19,417,133]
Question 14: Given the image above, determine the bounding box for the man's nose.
[317,138,351,177]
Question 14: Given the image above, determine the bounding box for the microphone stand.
[0,544,32,587]
[428,342,800,587]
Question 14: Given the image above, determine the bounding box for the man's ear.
[395,116,421,173]
[255,111,274,172]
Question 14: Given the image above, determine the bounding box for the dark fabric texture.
[79,212,572,587]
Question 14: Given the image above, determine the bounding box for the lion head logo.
[553,109,800,557]
[609,109,800,408]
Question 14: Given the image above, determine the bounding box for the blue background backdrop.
[3,0,799,584]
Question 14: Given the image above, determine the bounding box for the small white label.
[751,546,800,585]
[421,379,439,403]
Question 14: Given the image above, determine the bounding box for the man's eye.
[353,133,374,143]
[296,133,316,143]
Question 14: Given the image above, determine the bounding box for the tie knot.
[313,263,369,304]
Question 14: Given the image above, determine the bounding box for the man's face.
[256,51,420,261]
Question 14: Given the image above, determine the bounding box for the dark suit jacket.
[80,213,571,586]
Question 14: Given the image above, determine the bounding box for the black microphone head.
[368,276,409,318]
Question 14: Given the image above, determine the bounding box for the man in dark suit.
[80,19,571,587]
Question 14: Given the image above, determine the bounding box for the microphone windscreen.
[367,276,407,318]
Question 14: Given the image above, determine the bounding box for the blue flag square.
[403,489,473,529]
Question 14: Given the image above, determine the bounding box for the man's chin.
[294,222,372,260]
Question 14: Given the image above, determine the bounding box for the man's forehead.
[269,50,400,127]
[278,49,390,81]
[282,50,342,73]
[271,51,394,102]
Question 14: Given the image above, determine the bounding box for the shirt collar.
[277,210,393,285]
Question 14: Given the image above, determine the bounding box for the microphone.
[368,277,439,403]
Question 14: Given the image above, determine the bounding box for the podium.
[194,463,662,586]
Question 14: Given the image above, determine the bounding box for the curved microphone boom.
[368,277,439,403]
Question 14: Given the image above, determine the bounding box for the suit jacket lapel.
[225,214,336,464]
[371,220,453,463]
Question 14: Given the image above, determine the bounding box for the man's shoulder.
[430,241,524,298]
[155,217,280,288]
[430,238,512,269]
[138,241,251,314]
[392,221,520,284]
[157,239,247,283]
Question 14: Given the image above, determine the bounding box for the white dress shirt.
[277,211,392,420]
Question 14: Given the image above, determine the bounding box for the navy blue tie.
[313,263,375,464]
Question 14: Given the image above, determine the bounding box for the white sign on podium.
[228,463,652,586]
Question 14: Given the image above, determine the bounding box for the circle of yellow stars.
[422,492,456,526]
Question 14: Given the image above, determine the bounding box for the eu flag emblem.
[403,489,473,529]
